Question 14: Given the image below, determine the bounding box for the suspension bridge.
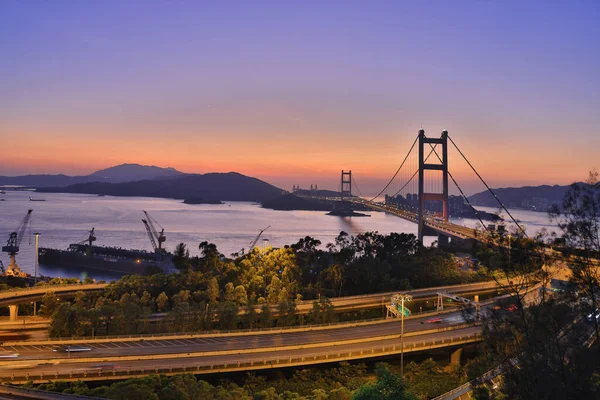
[302,129,526,246]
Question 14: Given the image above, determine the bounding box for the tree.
[207,277,220,303]
[39,291,60,318]
[217,301,239,330]
[49,303,79,338]
[156,292,169,312]
[234,285,248,307]
[224,282,235,302]
[259,304,273,328]
[173,243,190,271]
[550,170,600,348]
[353,364,417,400]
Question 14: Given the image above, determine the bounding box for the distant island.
[40,171,284,203]
[0,163,183,187]
[467,183,590,212]
[262,193,372,212]
[183,198,224,205]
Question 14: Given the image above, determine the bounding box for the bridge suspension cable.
[447,134,527,237]
[389,143,438,199]
[366,134,419,202]
[425,143,489,231]
[351,174,366,198]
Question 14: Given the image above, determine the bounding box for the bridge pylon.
[340,170,352,201]
[418,129,449,245]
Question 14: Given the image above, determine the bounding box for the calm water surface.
[0,191,561,281]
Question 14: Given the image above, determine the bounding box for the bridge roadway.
[318,196,480,241]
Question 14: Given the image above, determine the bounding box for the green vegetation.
[31,359,467,400]
[466,171,600,399]
[42,231,485,337]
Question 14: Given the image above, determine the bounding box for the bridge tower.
[340,170,352,201]
[417,130,449,246]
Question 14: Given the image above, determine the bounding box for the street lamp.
[33,232,41,284]
[395,293,413,377]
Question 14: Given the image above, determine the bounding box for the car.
[0,352,19,359]
[586,309,600,322]
[88,363,118,371]
[424,317,443,324]
[506,304,518,312]
[52,345,92,353]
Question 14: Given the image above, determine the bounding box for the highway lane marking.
[182,339,197,345]
[173,340,189,345]
[118,342,135,348]
[30,345,44,351]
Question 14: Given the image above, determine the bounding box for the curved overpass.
[0,284,107,321]
[0,308,484,384]
[0,280,502,322]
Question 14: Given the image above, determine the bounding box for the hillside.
[0,164,184,187]
[40,172,284,202]
[467,183,581,211]
[89,164,182,182]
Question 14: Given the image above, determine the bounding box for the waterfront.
[0,191,561,281]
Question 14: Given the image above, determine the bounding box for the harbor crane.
[142,210,166,253]
[77,227,97,247]
[240,225,271,256]
[1,209,33,277]
[75,228,97,254]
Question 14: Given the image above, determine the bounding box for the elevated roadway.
[0,283,518,384]
[0,284,107,322]
[0,321,481,384]
[0,281,503,321]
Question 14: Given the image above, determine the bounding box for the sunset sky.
[1,1,598,195]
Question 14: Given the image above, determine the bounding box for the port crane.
[1,209,33,277]
[76,227,97,246]
[240,225,271,256]
[142,210,166,253]
[75,228,97,253]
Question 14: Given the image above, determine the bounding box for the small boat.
[29,197,46,202]
[0,190,5,194]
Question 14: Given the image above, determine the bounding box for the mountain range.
[2,164,283,203]
[467,183,582,211]
[1,164,588,210]
[0,164,183,187]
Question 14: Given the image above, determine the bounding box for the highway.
[0,281,503,321]
[3,310,469,360]
[0,281,512,384]
[0,326,482,383]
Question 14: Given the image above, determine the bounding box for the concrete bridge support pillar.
[450,347,463,365]
[8,304,19,322]
[438,234,449,248]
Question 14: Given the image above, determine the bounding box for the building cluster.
[518,197,557,212]
[385,193,470,216]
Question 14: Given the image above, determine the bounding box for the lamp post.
[33,232,40,284]
[33,232,40,317]
[398,293,412,377]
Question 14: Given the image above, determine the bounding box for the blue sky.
[1,1,598,194]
